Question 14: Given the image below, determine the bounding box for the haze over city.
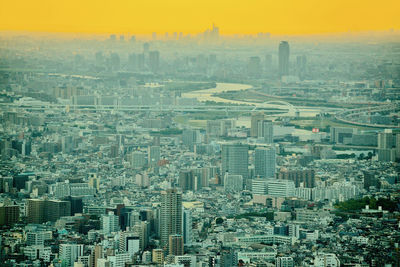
[0,1,400,267]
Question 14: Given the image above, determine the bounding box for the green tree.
[215,217,224,224]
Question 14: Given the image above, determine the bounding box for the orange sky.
[0,0,399,35]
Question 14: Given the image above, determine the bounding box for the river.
[183,82,322,117]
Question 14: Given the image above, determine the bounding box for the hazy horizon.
[1,0,400,35]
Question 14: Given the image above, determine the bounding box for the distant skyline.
[1,0,400,35]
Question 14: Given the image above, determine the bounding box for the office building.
[59,243,84,267]
[26,231,52,246]
[160,189,182,248]
[27,199,71,224]
[179,170,200,191]
[223,174,243,192]
[0,203,19,226]
[267,179,295,198]
[101,211,119,234]
[130,151,147,169]
[90,245,103,267]
[330,127,355,144]
[396,133,400,159]
[61,136,74,154]
[169,234,184,256]
[131,221,150,251]
[108,253,131,267]
[377,148,396,162]
[251,113,265,137]
[377,129,396,162]
[252,179,268,195]
[378,129,395,149]
[221,143,249,181]
[277,169,315,188]
[363,171,381,191]
[206,120,235,137]
[182,129,200,148]
[255,146,276,178]
[119,231,140,257]
[152,248,164,264]
[135,173,150,188]
[183,209,192,246]
[276,256,294,267]
[24,245,51,262]
[148,145,160,168]
[279,41,290,77]
[257,120,273,143]
[192,167,211,188]
[296,55,307,79]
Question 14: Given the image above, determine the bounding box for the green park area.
[335,197,398,213]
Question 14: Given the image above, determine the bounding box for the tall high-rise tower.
[183,208,192,246]
[251,113,265,137]
[221,143,249,181]
[255,146,276,178]
[279,41,290,77]
[148,145,161,169]
[257,120,274,144]
[160,189,182,249]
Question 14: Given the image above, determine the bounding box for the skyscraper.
[251,113,265,137]
[221,143,249,181]
[255,146,276,178]
[378,130,395,149]
[257,120,274,144]
[296,55,307,79]
[148,145,160,168]
[377,129,396,162]
[279,41,290,77]
[130,151,147,169]
[179,170,199,191]
[160,189,182,248]
[182,129,200,147]
[183,209,192,246]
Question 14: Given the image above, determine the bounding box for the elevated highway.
[334,102,400,128]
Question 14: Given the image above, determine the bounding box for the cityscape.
[1,2,400,267]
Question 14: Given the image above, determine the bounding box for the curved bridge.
[252,100,299,117]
